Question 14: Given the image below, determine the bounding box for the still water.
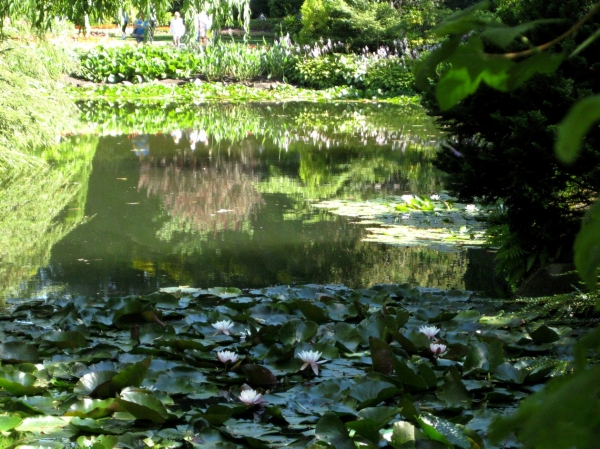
[2,101,500,301]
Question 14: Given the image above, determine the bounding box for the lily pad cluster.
[0,283,577,448]
[313,194,491,251]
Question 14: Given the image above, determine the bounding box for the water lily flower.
[217,350,239,364]
[465,204,478,212]
[298,350,326,375]
[212,320,234,335]
[239,389,265,406]
[430,343,447,356]
[239,328,251,343]
[419,325,440,340]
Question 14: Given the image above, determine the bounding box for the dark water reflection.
[2,101,503,300]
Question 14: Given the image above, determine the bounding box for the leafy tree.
[415,2,600,447]
[0,0,251,34]
[418,0,600,286]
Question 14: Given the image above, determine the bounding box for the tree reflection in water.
[138,142,264,239]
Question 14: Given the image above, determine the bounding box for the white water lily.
[430,343,447,356]
[419,325,440,340]
[239,389,265,406]
[212,320,234,335]
[239,328,252,343]
[465,204,478,212]
[217,350,239,364]
[297,350,326,375]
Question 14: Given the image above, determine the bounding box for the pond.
[1,101,504,302]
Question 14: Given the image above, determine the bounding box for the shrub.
[290,53,367,89]
[77,45,201,83]
[364,56,415,97]
[299,0,405,51]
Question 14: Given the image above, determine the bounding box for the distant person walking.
[132,13,147,43]
[120,9,129,39]
[170,11,185,47]
[196,11,211,46]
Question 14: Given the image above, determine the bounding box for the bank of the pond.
[63,76,421,106]
[0,282,594,448]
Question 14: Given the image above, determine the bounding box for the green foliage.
[267,0,303,17]
[418,0,600,286]
[77,45,202,83]
[299,0,407,51]
[291,53,367,89]
[365,57,417,96]
[198,39,263,80]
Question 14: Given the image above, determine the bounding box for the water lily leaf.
[201,404,235,426]
[76,434,120,448]
[529,324,560,345]
[369,336,393,375]
[493,362,527,384]
[0,342,39,363]
[391,331,418,354]
[74,371,118,398]
[279,320,318,345]
[296,301,330,324]
[65,399,117,419]
[358,406,401,427]
[241,364,278,387]
[116,387,169,423]
[224,297,256,311]
[156,338,214,352]
[436,367,472,409]
[0,370,46,395]
[42,331,88,349]
[333,322,363,353]
[0,414,23,431]
[69,417,122,435]
[417,363,438,389]
[417,412,470,448]
[391,357,428,392]
[349,380,401,409]
[345,419,380,444]
[390,421,418,449]
[207,287,242,298]
[463,341,504,374]
[315,412,355,449]
[111,357,151,390]
[15,416,70,432]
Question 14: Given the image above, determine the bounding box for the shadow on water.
[0,101,506,301]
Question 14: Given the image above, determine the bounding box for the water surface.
[1,101,502,301]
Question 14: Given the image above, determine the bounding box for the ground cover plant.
[0,282,589,448]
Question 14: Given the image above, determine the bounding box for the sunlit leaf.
[0,414,22,431]
[555,95,600,164]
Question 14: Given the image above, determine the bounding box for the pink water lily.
[430,343,447,356]
[419,325,440,340]
[297,350,326,375]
